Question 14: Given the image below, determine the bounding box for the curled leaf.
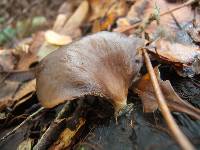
[36,31,144,115]
[134,67,200,120]
[148,39,200,77]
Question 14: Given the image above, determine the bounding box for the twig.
[142,48,195,150]
[121,0,197,33]
[55,101,71,121]
[0,107,45,143]
[160,0,197,16]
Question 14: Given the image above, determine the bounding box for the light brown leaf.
[148,39,200,77]
[0,50,16,71]
[134,67,200,119]
[88,0,116,21]
[13,79,36,101]
[0,80,20,111]
[62,0,89,36]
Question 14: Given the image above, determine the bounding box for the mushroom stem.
[113,98,127,123]
[142,48,195,150]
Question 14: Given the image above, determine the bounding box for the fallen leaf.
[88,0,116,21]
[62,0,89,37]
[13,79,36,101]
[45,30,72,46]
[53,14,68,32]
[29,32,45,54]
[91,0,128,32]
[0,74,35,111]
[36,32,144,115]
[13,33,45,70]
[126,0,148,22]
[144,0,200,33]
[53,0,82,32]
[148,39,200,77]
[36,1,87,61]
[0,80,20,111]
[0,49,16,71]
[12,92,34,111]
[133,67,200,119]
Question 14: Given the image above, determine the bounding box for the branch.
[0,107,45,143]
[142,48,195,150]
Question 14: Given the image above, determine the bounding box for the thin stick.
[160,0,197,16]
[121,0,197,33]
[142,48,195,150]
[0,107,45,142]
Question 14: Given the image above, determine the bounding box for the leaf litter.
[0,0,200,150]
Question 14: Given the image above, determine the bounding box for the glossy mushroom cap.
[36,31,144,114]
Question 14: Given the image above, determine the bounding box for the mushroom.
[36,31,144,116]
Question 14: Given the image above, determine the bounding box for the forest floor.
[0,0,200,150]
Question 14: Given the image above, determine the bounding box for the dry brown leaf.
[126,0,148,22]
[12,93,34,111]
[88,0,116,21]
[53,14,68,32]
[113,0,148,33]
[36,32,144,115]
[16,52,38,71]
[45,30,72,46]
[0,50,16,71]
[92,13,117,32]
[115,0,200,36]
[13,32,45,70]
[0,80,20,111]
[29,32,45,54]
[49,118,85,150]
[91,0,128,32]
[145,0,200,33]
[62,0,89,36]
[36,1,88,60]
[0,78,35,111]
[133,67,200,120]
[13,79,36,101]
[148,39,200,77]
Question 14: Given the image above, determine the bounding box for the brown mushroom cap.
[36,31,144,113]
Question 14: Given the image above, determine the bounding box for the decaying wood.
[33,102,71,150]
